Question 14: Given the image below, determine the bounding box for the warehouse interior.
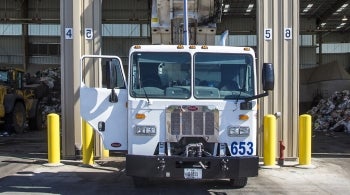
[0,0,349,158]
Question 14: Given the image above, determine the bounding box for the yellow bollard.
[262,114,279,168]
[297,114,315,168]
[82,120,94,165]
[102,145,109,158]
[46,113,63,166]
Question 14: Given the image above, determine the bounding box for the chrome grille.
[166,105,219,142]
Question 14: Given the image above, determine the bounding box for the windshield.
[0,71,8,82]
[130,52,191,98]
[129,51,255,99]
[194,53,254,99]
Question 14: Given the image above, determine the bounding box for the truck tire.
[229,177,247,188]
[29,102,43,131]
[10,102,26,134]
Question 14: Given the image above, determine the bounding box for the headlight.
[135,125,156,136]
[227,126,250,137]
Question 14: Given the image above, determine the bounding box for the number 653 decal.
[231,141,254,155]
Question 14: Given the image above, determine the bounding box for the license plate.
[184,168,202,179]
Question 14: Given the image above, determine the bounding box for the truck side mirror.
[262,63,274,91]
[105,60,117,89]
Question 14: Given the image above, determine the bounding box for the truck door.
[80,55,128,150]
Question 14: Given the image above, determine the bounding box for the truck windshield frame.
[129,51,255,100]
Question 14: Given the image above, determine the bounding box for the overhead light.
[321,22,326,27]
[342,15,348,21]
[303,4,313,13]
[336,3,348,13]
[336,22,347,29]
[246,3,254,13]
[223,4,230,13]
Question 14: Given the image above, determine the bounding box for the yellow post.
[102,145,109,158]
[46,113,62,166]
[262,114,279,168]
[82,120,94,165]
[298,114,315,168]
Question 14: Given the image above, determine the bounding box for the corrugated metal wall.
[101,0,151,65]
[0,0,60,71]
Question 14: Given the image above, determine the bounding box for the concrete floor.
[1,130,350,194]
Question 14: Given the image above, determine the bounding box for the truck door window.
[101,59,126,89]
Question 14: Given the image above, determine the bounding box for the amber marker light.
[135,113,146,119]
[134,45,141,49]
[239,114,249,121]
[177,45,184,49]
[243,47,250,51]
[189,45,196,49]
[201,45,208,49]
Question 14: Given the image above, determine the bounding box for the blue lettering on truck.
[231,141,254,155]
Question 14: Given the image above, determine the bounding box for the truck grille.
[166,105,219,142]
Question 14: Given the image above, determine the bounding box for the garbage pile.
[307,90,350,133]
[38,68,61,126]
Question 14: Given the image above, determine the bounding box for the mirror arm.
[245,91,269,102]
[109,88,118,103]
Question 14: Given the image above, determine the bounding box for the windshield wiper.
[137,63,150,104]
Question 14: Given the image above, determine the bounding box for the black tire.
[132,177,149,188]
[29,102,43,131]
[11,102,26,134]
[229,177,248,188]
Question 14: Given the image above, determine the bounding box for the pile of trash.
[307,90,350,133]
[37,68,61,127]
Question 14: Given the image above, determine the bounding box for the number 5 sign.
[85,28,93,40]
[264,28,272,41]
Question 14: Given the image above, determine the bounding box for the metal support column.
[257,0,299,158]
[21,0,28,71]
[61,0,83,158]
[61,0,103,158]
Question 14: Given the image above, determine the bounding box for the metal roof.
[221,0,350,32]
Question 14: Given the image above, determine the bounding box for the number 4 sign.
[65,28,73,40]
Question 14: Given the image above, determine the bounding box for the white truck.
[80,45,274,188]
[80,0,274,188]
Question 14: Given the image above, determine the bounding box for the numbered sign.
[65,28,73,40]
[85,28,93,40]
[264,28,272,41]
[284,28,292,40]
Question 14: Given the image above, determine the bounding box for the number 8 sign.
[284,28,292,40]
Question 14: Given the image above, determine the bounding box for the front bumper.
[126,155,258,179]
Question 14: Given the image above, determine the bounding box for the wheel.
[10,102,26,134]
[29,102,43,131]
[132,176,149,187]
[229,177,248,188]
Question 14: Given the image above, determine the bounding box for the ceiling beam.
[316,0,348,24]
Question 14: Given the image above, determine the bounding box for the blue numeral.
[231,141,254,155]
